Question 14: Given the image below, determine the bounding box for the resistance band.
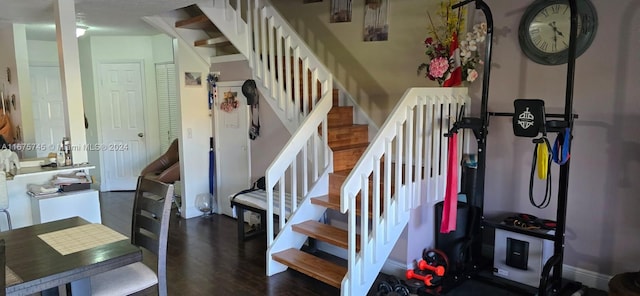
[440,133,458,233]
[552,128,571,165]
[529,137,552,209]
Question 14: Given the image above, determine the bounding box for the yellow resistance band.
[537,140,549,179]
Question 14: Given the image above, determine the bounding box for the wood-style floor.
[100,191,608,296]
[99,191,340,296]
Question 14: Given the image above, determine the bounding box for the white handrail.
[340,87,470,294]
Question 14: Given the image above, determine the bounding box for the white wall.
[12,25,31,157]
[27,40,59,65]
[271,0,439,126]
[152,34,174,64]
[79,37,100,184]
[175,37,211,219]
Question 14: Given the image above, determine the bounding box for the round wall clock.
[518,0,598,65]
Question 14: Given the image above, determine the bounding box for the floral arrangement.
[417,1,487,86]
[220,91,239,113]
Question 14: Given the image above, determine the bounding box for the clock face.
[518,0,598,65]
[528,4,581,53]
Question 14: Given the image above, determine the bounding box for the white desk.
[5,164,101,229]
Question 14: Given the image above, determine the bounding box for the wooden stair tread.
[292,220,359,251]
[194,36,232,47]
[272,248,346,288]
[331,142,369,152]
[175,15,215,30]
[332,169,351,177]
[328,105,353,113]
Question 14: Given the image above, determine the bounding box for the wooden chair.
[91,177,174,296]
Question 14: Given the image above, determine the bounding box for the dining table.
[1,216,142,295]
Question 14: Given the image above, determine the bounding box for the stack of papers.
[28,171,93,197]
[27,184,61,197]
[52,171,92,185]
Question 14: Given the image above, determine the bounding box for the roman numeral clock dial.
[518,0,598,65]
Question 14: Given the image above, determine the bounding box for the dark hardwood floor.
[100,191,608,296]
[99,191,340,296]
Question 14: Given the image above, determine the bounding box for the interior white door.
[30,66,66,158]
[98,62,147,191]
[214,82,251,217]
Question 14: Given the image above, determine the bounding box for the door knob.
[138,133,144,138]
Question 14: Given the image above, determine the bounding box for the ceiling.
[0,0,200,40]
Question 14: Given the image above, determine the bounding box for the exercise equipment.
[436,0,583,295]
[417,260,445,277]
[406,269,434,286]
[376,276,410,296]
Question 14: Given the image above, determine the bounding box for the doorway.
[98,62,147,190]
[30,65,66,158]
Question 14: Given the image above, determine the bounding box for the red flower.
[425,37,433,44]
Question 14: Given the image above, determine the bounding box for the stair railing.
[201,0,334,134]
[202,0,336,274]
[340,87,470,295]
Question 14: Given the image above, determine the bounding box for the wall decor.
[185,72,202,86]
[330,0,352,23]
[220,91,239,113]
[363,0,389,41]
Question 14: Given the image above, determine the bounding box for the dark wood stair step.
[292,220,359,251]
[332,89,339,106]
[272,248,346,288]
[332,143,368,172]
[328,125,368,148]
[328,106,354,128]
[175,15,216,31]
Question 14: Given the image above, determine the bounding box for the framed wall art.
[363,0,389,41]
[330,0,352,23]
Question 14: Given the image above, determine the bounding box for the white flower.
[466,32,474,42]
[468,40,477,52]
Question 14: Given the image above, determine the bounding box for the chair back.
[131,176,174,295]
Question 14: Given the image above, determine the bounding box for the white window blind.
[155,63,180,152]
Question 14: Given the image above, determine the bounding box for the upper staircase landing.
[173,5,243,63]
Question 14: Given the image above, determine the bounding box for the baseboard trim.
[381,258,410,279]
[378,258,611,292]
[562,265,612,292]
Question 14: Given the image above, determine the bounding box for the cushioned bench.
[230,190,302,241]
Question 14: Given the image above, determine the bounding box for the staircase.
[270,90,368,288]
[152,1,472,295]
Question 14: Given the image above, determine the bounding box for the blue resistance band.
[552,128,571,165]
